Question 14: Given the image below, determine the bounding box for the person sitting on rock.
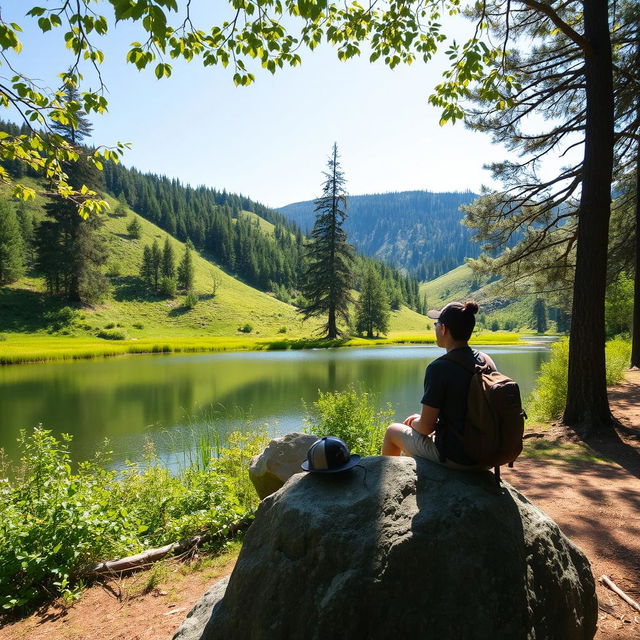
[382,300,496,469]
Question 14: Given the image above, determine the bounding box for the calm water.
[0,345,550,467]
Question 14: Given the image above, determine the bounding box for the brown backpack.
[442,352,526,484]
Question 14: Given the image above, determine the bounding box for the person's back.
[382,300,495,469]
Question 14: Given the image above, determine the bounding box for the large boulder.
[248,432,318,499]
[178,456,598,640]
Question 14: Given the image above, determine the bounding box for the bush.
[107,262,122,278]
[97,328,127,340]
[159,276,177,298]
[304,385,394,457]
[0,334,6,342]
[104,322,116,329]
[0,426,269,612]
[132,322,145,330]
[238,323,253,333]
[529,337,631,421]
[46,306,78,329]
[184,291,198,309]
[278,326,287,334]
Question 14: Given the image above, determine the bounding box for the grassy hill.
[420,264,555,333]
[0,184,446,362]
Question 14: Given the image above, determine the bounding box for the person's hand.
[404,414,421,427]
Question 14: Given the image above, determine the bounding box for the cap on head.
[427,300,479,341]
[301,436,361,474]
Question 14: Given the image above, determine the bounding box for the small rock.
[248,432,318,499]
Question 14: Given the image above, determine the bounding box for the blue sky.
[5,4,519,208]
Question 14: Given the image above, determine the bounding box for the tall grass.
[528,337,632,422]
[0,331,522,365]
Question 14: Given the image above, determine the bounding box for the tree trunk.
[562,0,615,436]
[327,307,338,339]
[631,101,640,369]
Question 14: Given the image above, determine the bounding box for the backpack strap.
[441,350,492,375]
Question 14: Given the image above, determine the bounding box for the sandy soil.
[1,372,639,639]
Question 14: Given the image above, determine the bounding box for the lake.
[0,344,550,467]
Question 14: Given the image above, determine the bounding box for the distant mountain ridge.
[278,191,480,280]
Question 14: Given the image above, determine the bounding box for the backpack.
[442,351,526,484]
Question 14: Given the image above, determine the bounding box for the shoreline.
[0,331,524,366]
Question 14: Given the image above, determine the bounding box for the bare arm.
[403,404,439,436]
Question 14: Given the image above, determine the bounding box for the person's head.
[428,301,479,347]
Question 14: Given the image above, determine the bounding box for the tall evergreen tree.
[162,237,175,279]
[141,244,154,289]
[300,144,355,339]
[50,81,93,145]
[532,299,548,334]
[178,241,194,291]
[356,266,390,338]
[35,157,108,304]
[0,201,25,284]
[150,239,162,290]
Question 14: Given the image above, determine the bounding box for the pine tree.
[161,237,175,279]
[356,266,390,338]
[178,241,194,291]
[151,239,162,291]
[50,82,93,145]
[141,245,153,288]
[0,201,25,284]
[127,216,142,239]
[532,298,548,334]
[300,144,354,339]
[35,157,108,304]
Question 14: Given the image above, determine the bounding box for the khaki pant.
[395,425,489,471]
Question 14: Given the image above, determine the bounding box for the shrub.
[529,337,631,421]
[304,385,394,457]
[107,262,122,278]
[0,426,268,611]
[278,326,287,334]
[238,323,253,333]
[46,306,77,329]
[159,276,177,298]
[0,334,6,342]
[97,328,127,340]
[184,291,198,309]
[104,322,117,329]
[132,322,145,330]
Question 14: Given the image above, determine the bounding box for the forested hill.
[101,163,422,309]
[279,191,479,280]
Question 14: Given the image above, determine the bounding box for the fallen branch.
[599,575,640,613]
[83,515,253,577]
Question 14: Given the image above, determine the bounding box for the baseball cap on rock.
[301,436,361,474]
[427,300,479,340]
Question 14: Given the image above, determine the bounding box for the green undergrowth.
[528,337,631,421]
[304,385,394,457]
[0,426,269,613]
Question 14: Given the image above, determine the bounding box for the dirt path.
[2,372,640,639]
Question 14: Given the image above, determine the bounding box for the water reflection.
[0,345,549,466]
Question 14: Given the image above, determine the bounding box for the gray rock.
[249,432,319,499]
[172,575,229,640]
[191,457,598,640]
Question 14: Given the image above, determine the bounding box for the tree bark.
[562,0,615,436]
[631,100,640,368]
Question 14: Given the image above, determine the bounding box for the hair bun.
[464,300,479,315]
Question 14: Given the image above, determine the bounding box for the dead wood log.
[599,574,640,613]
[83,515,253,577]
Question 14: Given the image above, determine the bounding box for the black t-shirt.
[420,347,492,466]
